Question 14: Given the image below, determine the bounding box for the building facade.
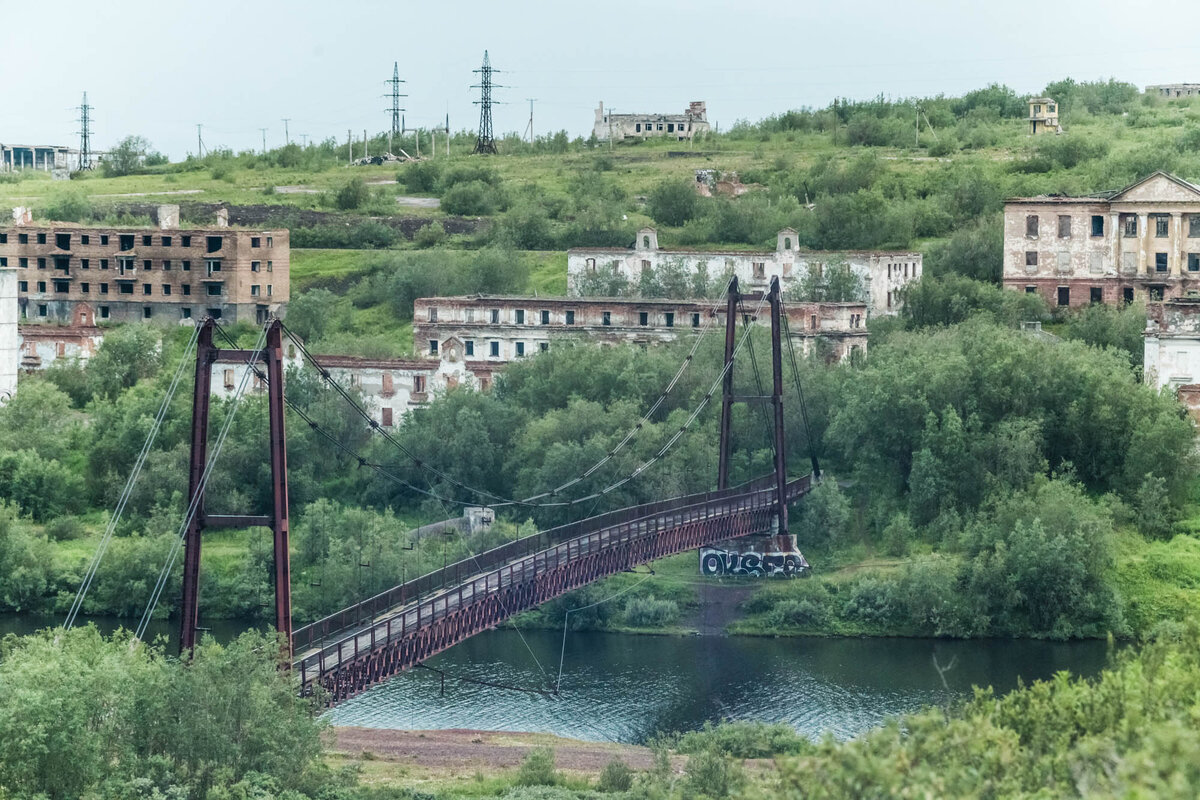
[1147,84,1200,99]
[0,143,72,172]
[593,101,710,142]
[0,267,16,403]
[1027,97,1060,135]
[1003,172,1200,308]
[1144,298,1200,420]
[18,305,103,370]
[567,228,920,317]
[0,210,289,325]
[412,295,869,364]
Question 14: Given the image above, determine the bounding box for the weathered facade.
[1027,97,1060,135]
[18,305,103,370]
[1147,84,1200,99]
[567,228,920,317]
[1003,172,1200,308]
[0,143,72,172]
[412,294,868,364]
[593,101,710,142]
[0,208,290,325]
[1144,299,1200,420]
[0,267,16,403]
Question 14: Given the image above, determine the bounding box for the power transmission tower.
[75,92,93,170]
[472,50,503,154]
[385,62,407,155]
[523,98,536,143]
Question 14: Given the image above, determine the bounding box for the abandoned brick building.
[1003,172,1200,308]
[1144,298,1200,420]
[412,295,868,365]
[592,101,710,142]
[0,206,289,325]
[567,228,921,317]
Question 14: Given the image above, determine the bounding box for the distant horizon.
[4,0,1200,159]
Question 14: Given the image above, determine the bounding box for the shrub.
[621,597,679,627]
[648,179,699,227]
[596,758,633,792]
[515,747,558,786]
[45,515,85,542]
[442,180,504,215]
[682,748,744,799]
[413,221,447,248]
[674,721,810,759]
[334,178,369,211]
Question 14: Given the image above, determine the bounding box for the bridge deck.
[294,475,813,704]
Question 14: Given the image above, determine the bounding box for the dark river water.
[3,615,1112,743]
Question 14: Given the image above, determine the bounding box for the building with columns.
[1003,172,1200,308]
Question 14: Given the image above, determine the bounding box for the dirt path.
[331,727,663,772]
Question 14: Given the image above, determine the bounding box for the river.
[3,615,1112,744]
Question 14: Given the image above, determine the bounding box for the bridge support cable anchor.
[178,318,293,663]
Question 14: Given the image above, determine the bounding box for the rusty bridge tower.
[179,318,292,658]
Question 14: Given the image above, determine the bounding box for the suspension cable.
[65,325,201,629]
[739,297,779,463]
[133,324,269,641]
[778,302,821,479]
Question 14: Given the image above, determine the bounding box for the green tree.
[85,324,163,401]
[101,135,154,177]
[648,179,699,226]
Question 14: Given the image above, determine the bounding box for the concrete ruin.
[1027,97,1061,135]
[0,265,16,404]
[1147,83,1200,99]
[0,142,72,172]
[412,294,869,364]
[1003,171,1200,308]
[593,101,710,142]
[1144,298,1200,420]
[568,228,921,317]
[0,206,289,325]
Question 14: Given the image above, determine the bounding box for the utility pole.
[385,61,407,155]
[196,124,205,158]
[259,127,268,154]
[281,118,291,146]
[75,92,93,170]
[608,106,614,151]
[524,98,536,144]
[472,50,502,154]
[347,128,353,164]
[363,129,368,159]
[299,133,308,148]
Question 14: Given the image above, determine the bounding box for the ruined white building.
[413,295,869,364]
[1147,84,1200,99]
[0,266,16,403]
[593,102,710,142]
[567,228,921,317]
[1144,298,1200,419]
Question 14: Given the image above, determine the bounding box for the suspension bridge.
[65,276,821,706]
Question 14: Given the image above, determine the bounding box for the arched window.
[784,237,792,250]
[642,235,650,248]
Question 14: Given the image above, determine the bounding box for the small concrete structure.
[568,228,921,317]
[593,101,710,142]
[1028,97,1061,135]
[0,143,72,172]
[0,266,17,403]
[1144,298,1200,420]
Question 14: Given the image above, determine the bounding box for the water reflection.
[329,629,1111,742]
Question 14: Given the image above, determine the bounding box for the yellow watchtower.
[1028,97,1060,135]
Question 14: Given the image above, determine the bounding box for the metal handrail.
[295,474,813,684]
[291,472,782,651]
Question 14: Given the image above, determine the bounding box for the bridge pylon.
[179,318,292,659]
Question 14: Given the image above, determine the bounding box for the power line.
[472,50,502,154]
[75,92,93,171]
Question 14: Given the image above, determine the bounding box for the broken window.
[100,283,108,294]
[143,260,152,270]
[79,259,88,270]
[1156,216,1170,238]
[36,233,45,244]
[414,375,426,393]
[465,340,474,356]
[267,236,273,247]
[182,285,191,296]
[1025,285,1037,294]
[1058,216,1072,237]
[516,342,526,357]
[1091,216,1104,236]
[251,237,261,248]
[810,314,818,330]
[539,342,549,352]
[251,261,260,272]
[224,369,235,390]
[1149,286,1165,302]
[428,306,438,322]
[206,259,221,275]
[429,339,438,355]
[267,261,273,272]
[36,281,45,292]
[80,282,88,293]
[1123,287,1134,304]
[80,235,88,245]
[140,235,151,247]
[54,280,69,293]
[1026,215,1039,236]
[206,236,223,253]
[639,311,649,326]
[540,309,550,324]
[143,307,152,319]
[602,311,611,326]
[585,257,596,272]
[251,285,260,296]
[641,258,651,271]
[37,258,45,269]
[1090,287,1103,303]
[162,284,171,295]
[162,236,172,247]
[162,260,170,271]
[1057,286,1070,306]
[692,313,701,327]
[17,281,26,291]
[489,341,499,357]
[100,305,109,318]
[100,234,109,245]
[18,258,26,268]
[784,237,792,250]
[208,308,222,319]
[54,256,69,272]
[37,304,46,317]
[206,283,222,296]
[516,309,525,324]
[381,407,393,427]
[752,262,766,279]
[182,260,190,271]
[1190,216,1200,238]
[665,312,674,328]
[1157,252,1169,272]
[1190,253,1200,272]
[1025,251,1038,267]
[55,233,70,249]
[490,308,499,324]
[143,284,151,295]
[565,310,575,325]
[181,235,191,247]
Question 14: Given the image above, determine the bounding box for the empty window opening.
[692,313,701,328]
[516,342,526,357]
[1025,251,1038,267]
[540,310,550,325]
[465,340,475,356]
[55,233,71,249]
[639,311,649,326]
[429,339,439,355]
[489,341,500,357]
[602,311,611,326]
[1092,216,1104,237]
[565,310,575,325]
[1058,216,1072,238]
[1123,287,1134,304]
[1157,252,1169,272]
[1156,216,1170,238]
[1125,216,1138,237]
[1090,287,1103,304]
[143,306,152,319]
[1057,286,1070,306]
[490,308,500,324]
[100,306,109,319]
[428,306,438,322]
[1026,215,1039,236]
[664,312,674,327]
[206,236,223,253]
[516,309,525,324]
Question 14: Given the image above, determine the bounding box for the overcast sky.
[5,0,1200,159]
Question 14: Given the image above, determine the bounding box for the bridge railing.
[291,473,786,652]
[295,474,814,687]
